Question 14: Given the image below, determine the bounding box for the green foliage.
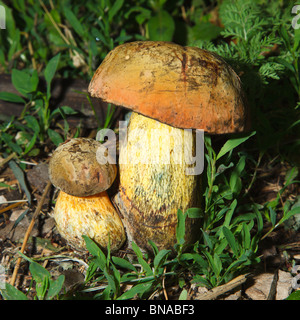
[0,252,65,300]
[0,54,78,158]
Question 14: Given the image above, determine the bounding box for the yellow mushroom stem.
[114,112,201,252]
[54,190,126,252]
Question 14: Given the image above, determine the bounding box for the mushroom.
[49,138,126,252]
[88,41,249,251]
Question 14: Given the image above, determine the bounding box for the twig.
[0,201,26,215]
[195,273,251,300]
[0,152,17,169]
[10,180,52,286]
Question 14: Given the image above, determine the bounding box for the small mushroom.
[88,41,249,251]
[49,138,126,252]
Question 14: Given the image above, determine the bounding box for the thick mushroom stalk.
[114,112,201,250]
[88,41,248,252]
[49,138,126,252]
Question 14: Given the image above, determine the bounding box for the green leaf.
[148,240,159,256]
[176,209,187,245]
[47,129,63,146]
[286,290,300,300]
[242,222,251,250]
[216,131,256,160]
[186,207,203,218]
[63,7,85,37]
[0,283,28,300]
[222,226,239,257]
[0,91,26,104]
[117,282,153,300]
[147,10,175,41]
[24,115,40,134]
[12,69,39,96]
[153,249,171,271]
[108,0,124,22]
[47,275,65,300]
[281,206,300,224]
[82,235,107,271]
[202,251,219,276]
[8,159,31,204]
[178,289,188,300]
[112,256,137,273]
[131,241,144,259]
[44,53,61,99]
[269,207,277,227]
[23,132,38,156]
[104,267,117,295]
[224,199,237,228]
[201,229,213,250]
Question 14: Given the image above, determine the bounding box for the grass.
[0,0,300,300]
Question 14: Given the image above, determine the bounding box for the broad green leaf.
[47,275,65,300]
[47,129,63,146]
[12,69,39,96]
[147,10,175,41]
[216,131,256,160]
[0,91,26,103]
[29,260,51,284]
[222,226,239,257]
[0,283,28,300]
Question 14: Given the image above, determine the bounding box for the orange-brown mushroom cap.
[88,41,249,134]
[49,138,117,197]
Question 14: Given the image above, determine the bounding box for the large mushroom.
[49,138,126,252]
[88,41,248,251]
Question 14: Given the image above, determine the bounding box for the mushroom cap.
[88,41,249,134]
[49,138,117,197]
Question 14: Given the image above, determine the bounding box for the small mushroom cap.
[49,138,117,197]
[88,41,249,134]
